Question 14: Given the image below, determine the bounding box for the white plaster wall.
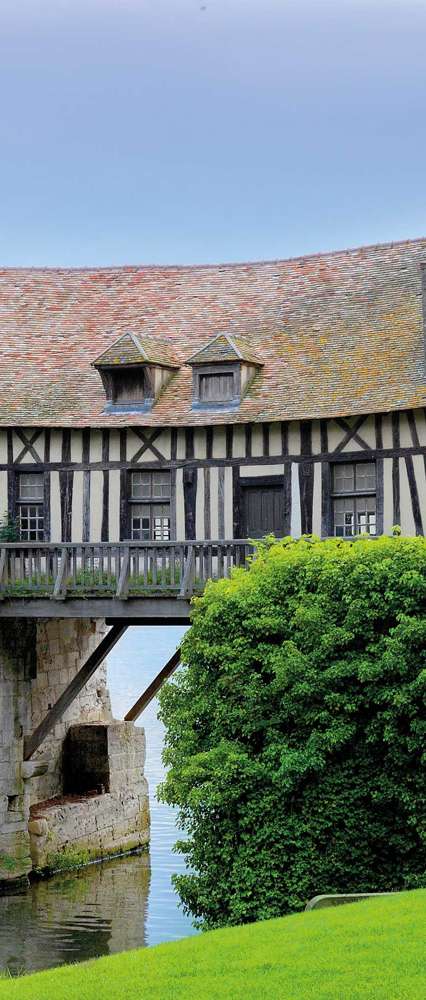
[312,462,322,535]
[383,458,393,533]
[109,470,121,541]
[89,470,103,541]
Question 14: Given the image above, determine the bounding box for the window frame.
[125,468,174,542]
[99,366,154,414]
[14,472,47,542]
[330,460,378,538]
[191,363,241,410]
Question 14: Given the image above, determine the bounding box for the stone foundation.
[29,723,149,870]
[0,619,149,884]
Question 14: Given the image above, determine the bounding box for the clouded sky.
[1,0,425,265]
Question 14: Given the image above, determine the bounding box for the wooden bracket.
[124,647,181,722]
[23,622,128,760]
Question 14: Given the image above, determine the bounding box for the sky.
[1,0,426,266]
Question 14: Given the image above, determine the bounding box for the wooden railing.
[0,541,254,601]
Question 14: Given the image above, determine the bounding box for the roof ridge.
[1,235,426,273]
[226,333,244,360]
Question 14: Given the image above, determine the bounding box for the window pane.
[19,474,43,500]
[356,495,376,535]
[131,503,171,541]
[152,472,171,498]
[355,462,376,491]
[19,504,44,541]
[131,472,151,499]
[333,464,355,493]
[199,373,234,402]
[131,507,151,540]
[333,497,355,536]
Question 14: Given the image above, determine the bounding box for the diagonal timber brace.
[23,623,128,761]
[124,647,181,722]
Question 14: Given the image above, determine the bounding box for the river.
[0,625,197,976]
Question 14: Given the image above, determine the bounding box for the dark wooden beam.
[23,623,128,760]
[124,647,181,722]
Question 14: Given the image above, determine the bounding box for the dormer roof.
[93,332,180,369]
[186,333,264,367]
[0,237,425,426]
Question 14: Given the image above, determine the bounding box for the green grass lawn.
[1,890,424,1000]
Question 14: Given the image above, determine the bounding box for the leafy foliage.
[0,511,18,542]
[159,536,426,929]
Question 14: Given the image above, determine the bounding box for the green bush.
[0,511,18,542]
[159,536,426,929]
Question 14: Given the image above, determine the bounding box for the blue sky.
[1,0,426,266]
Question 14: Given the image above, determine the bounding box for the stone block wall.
[0,618,150,884]
[0,621,34,882]
[30,619,112,805]
[29,723,149,870]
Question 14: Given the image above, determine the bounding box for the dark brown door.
[241,485,284,538]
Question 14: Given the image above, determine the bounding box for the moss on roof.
[0,236,425,426]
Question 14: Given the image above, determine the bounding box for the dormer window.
[199,371,234,402]
[93,332,179,414]
[187,333,263,410]
[196,366,239,406]
[105,367,150,408]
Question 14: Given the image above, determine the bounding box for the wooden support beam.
[116,548,130,599]
[52,546,68,601]
[179,547,195,599]
[0,548,6,601]
[124,647,181,722]
[23,623,128,760]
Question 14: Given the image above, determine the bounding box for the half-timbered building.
[1,236,426,886]
[1,237,425,546]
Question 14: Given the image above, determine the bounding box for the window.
[129,471,171,540]
[199,372,234,402]
[17,473,44,541]
[332,462,376,537]
[111,369,146,405]
[192,364,240,408]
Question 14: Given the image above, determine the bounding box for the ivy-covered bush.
[159,536,426,929]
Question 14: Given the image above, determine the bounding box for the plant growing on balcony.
[0,511,18,542]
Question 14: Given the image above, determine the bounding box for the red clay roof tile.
[0,237,425,426]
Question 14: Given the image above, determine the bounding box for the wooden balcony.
[0,541,254,620]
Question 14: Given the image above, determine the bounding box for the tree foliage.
[159,536,426,929]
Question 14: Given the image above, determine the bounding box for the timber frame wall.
[1,408,426,542]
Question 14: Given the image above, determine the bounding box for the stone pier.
[0,619,149,886]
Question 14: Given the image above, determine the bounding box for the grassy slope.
[1,891,425,1000]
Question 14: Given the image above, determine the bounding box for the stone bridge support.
[0,619,149,886]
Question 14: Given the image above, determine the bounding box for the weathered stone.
[21,761,49,781]
[28,818,48,837]
[0,618,150,884]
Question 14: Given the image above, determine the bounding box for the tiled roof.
[187,333,264,366]
[0,237,425,427]
[93,332,179,368]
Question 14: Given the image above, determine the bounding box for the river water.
[0,626,197,976]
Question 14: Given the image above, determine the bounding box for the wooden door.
[241,485,284,538]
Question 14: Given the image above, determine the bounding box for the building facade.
[0,237,425,543]
[1,237,426,884]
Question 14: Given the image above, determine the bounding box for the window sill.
[191,399,240,412]
[102,400,154,414]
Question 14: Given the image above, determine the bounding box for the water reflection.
[0,626,196,975]
[0,852,150,975]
